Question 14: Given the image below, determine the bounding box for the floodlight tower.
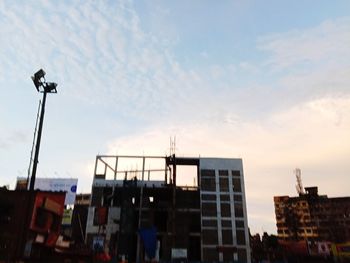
[29,69,57,191]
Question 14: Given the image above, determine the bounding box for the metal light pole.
[29,69,57,191]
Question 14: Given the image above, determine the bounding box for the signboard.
[332,242,350,258]
[30,191,66,247]
[171,248,187,259]
[93,236,105,251]
[34,178,78,205]
[62,209,73,225]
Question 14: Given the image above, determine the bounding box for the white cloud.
[0,129,28,150]
[239,61,260,74]
[0,0,179,115]
[200,51,209,59]
[258,17,350,70]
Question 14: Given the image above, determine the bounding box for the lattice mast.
[295,168,305,195]
[169,136,176,156]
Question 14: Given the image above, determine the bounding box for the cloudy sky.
[0,0,349,234]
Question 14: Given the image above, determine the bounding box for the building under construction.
[86,155,251,262]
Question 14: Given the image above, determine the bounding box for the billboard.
[34,178,78,205]
[29,191,66,247]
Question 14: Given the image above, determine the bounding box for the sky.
[0,0,349,234]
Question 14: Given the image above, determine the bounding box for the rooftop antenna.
[295,168,305,195]
[169,136,177,156]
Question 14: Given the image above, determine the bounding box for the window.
[202,230,218,245]
[219,170,228,176]
[234,203,244,218]
[201,169,215,177]
[233,178,241,192]
[236,220,244,228]
[222,229,233,244]
[221,220,232,227]
[219,178,229,192]
[202,203,217,217]
[202,194,216,201]
[201,178,216,191]
[220,194,230,201]
[234,194,242,201]
[232,170,241,177]
[203,219,217,227]
[236,229,246,245]
[221,203,231,217]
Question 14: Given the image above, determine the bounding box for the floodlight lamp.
[31,76,41,92]
[44,82,57,93]
[31,69,46,92]
[34,69,46,79]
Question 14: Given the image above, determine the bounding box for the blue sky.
[0,0,350,234]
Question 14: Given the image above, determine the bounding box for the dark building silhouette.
[0,189,65,261]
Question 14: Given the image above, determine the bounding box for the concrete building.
[86,155,251,262]
[274,186,350,242]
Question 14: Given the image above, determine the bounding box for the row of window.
[201,169,241,177]
[202,194,243,202]
[277,228,315,235]
[275,201,308,207]
[202,247,247,262]
[201,202,244,218]
[202,229,246,245]
[202,219,245,228]
[200,177,242,192]
[277,222,315,228]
